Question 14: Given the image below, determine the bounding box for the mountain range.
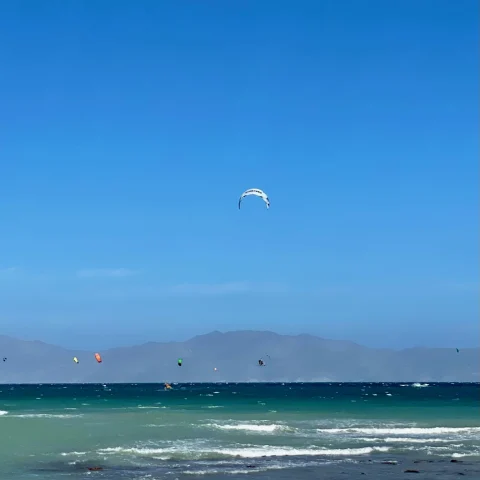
[0,330,478,383]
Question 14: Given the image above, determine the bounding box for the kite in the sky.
[238,188,270,209]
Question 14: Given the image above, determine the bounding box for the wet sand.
[202,456,480,480]
[27,454,480,479]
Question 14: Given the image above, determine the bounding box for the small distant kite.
[238,188,270,209]
[94,353,102,363]
[177,358,183,367]
[73,357,79,364]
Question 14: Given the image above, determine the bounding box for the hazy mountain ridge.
[0,331,478,383]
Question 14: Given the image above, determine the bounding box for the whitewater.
[0,382,479,479]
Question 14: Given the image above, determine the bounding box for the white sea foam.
[317,427,480,435]
[182,469,259,475]
[452,451,480,458]
[357,437,456,443]
[0,410,8,416]
[403,445,480,458]
[181,464,296,475]
[411,445,463,452]
[9,413,83,419]
[206,423,288,433]
[97,444,389,460]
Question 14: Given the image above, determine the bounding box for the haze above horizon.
[1,1,478,351]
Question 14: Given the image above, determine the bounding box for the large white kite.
[238,188,270,209]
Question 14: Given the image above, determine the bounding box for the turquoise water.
[0,382,479,479]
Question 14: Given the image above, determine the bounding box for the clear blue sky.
[0,0,478,350]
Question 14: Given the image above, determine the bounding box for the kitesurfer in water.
[258,359,264,366]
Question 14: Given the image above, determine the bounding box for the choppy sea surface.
[0,382,479,479]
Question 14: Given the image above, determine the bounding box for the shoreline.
[278,456,480,480]
[184,455,480,479]
[27,454,480,479]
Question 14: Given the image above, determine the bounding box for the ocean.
[0,382,479,479]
